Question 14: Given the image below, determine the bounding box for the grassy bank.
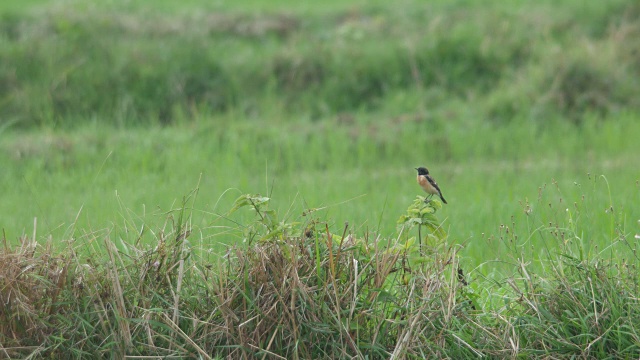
[1,0,638,128]
[1,192,639,358]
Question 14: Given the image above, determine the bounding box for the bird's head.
[415,167,429,175]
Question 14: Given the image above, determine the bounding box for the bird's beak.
[414,168,418,170]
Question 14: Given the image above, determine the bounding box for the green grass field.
[1,0,640,357]
[3,119,639,268]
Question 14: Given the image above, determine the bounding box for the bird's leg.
[424,194,434,203]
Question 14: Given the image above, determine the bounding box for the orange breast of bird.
[417,175,436,194]
[417,174,425,186]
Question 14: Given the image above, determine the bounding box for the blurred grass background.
[1,0,639,269]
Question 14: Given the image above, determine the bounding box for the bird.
[415,167,447,204]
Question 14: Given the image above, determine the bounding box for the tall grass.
[1,186,638,358]
[0,0,638,128]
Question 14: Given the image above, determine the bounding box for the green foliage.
[0,0,638,128]
[230,194,298,243]
[397,196,446,236]
[481,181,640,358]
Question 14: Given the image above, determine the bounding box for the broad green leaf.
[229,194,252,213]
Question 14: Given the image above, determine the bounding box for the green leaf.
[230,194,271,214]
[420,206,434,215]
[403,236,416,250]
[430,199,443,210]
[229,194,252,213]
[252,196,270,206]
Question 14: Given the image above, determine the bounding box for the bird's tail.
[440,194,448,204]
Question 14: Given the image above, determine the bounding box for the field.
[1,0,640,358]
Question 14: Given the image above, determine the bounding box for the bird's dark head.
[415,167,429,175]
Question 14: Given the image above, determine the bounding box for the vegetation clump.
[1,193,639,358]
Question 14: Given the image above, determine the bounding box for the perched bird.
[415,167,447,204]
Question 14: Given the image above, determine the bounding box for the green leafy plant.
[230,194,298,244]
[397,195,447,252]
